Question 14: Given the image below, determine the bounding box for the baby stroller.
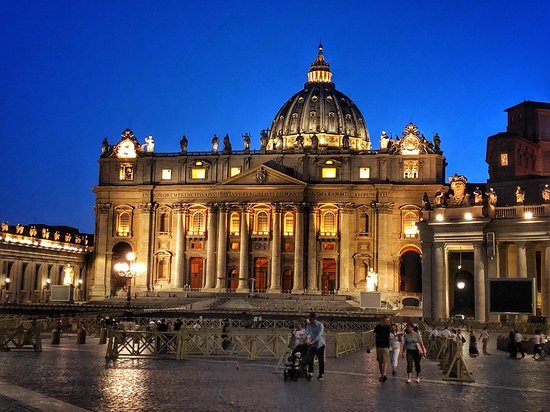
[283,344,311,381]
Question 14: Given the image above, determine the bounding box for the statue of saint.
[101,137,109,155]
[311,133,319,151]
[63,264,74,286]
[259,130,268,150]
[275,133,283,151]
[543,184,550,203]
[211,134,219,153]
[144,136,155,153]
[242,133,251,152]
[515,186,525,204]
[366,268,378,292]
[433,133,441,153]
[434,191,445,208]
[295,134,304,150]
[379,131,389,151]
[180,135,188,153]
[422,192,431,210]
[222,134,232,154]
[473,187,483,205]
[342,134,350,150]
[486,188,497,208]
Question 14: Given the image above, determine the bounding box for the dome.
[267,44,370,151]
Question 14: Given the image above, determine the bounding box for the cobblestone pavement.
[0,333,548,412]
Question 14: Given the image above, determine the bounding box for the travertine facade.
[90,46,446,302]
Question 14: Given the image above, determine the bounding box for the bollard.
[99,327,107,344]
[77,328,86,344]
[51,329,61,345]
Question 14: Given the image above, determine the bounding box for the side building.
[90,45,446,304]
[420,101,550,328]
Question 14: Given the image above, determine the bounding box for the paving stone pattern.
[0,333,548,411]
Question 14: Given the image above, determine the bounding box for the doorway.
[321,259,336,295]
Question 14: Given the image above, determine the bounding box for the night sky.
[1,1,548,234]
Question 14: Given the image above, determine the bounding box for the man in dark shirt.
[373,316,391,382]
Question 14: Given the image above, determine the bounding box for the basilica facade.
[89,45,446,303]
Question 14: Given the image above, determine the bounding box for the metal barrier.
[423,333,474,382]
[0,325,42,352]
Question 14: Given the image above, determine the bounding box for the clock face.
[117,139,137,159]
[403,136,419,152]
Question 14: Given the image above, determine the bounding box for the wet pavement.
[0,332,548,411]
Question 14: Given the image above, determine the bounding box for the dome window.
[310,111,316,117]
[292,113,298,118]
[298,97,304,103]
[326,95,333,101]
[312,96,318,102]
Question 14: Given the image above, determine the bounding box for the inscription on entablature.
[310,191,387,198]
[145,190,303,199]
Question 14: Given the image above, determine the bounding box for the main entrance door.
[321,259,336,295]
[254,257,268,292]
[282,269,293,292]
[227,268,239,291]
[189,257,204,289]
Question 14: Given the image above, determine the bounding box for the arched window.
[230,212,240,235]
[159,212,170,233]
[117,212,131,236]
[256,211,269,234]
[283,212,294,236]
[190,211,205,234]
[402,210,419,238]
[157,260,167,279]
[321,211,336,235]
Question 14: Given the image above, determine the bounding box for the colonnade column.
[433,243,446,320]
[90,203,111,299]
[269,204,282,292]
[215,205,228,290]
[292,204,305,293]
[172,203,187,289]
[307,205,319,292]
[204,204,218,290]
[419,231,433,320]
[474,242,486,322]
[339,204,353,292]
[486,240,499,322]
[516,241,527,278]
[138,202,157,292]
[237,205,250,292]
[498,243,508,277]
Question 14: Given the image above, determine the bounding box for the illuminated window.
[230,212,240,235]
[119,164,134,181]
[190,211,205,234]
[359,167,370,179]
[230,167,241,177]
[322,167,337,178]
[403,160,419,179]
[192,168,206,179]
[231,242,239,250]
[402,210,419,238]
[256,211,269,234]
[159,212,170,233]
[284,242,294,251]
[190,242,202,250]
[322,243,335,251]
[161,169,172,180]
[117,212,131,236]
[321,211,337,235]
[500,153,509,166]
[283,212,294,236]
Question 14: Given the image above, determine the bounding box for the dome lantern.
[307,43,333,84]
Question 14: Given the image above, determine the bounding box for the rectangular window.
[119,164,134,181]
[191,168,206,179]
[500,153,509,166]
[231,242,239,251]
[284,242,294,251]
[359,167,370,179]
[322,243,335,251]
[190,242,203,250]
[322,167,337,178]
[230,167,241,177]
[161,169,172,180]
[403,160,419,179]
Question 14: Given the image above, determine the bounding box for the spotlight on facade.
[457,281,466,290]
[435,214,444,222]
[524,211,533,220]
[464,212,473,221]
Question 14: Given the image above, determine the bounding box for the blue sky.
[1,1,548,233]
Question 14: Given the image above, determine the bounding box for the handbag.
[416,341,426,355]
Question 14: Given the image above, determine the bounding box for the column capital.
[339,202,356,212]
[95,202,111,214]
[207,203,219,212]
[371,201,394,214]
[138,202,157,213]
[173,203,189,213]
[272,203,283,213]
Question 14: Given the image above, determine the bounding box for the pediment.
[221,164,306,186]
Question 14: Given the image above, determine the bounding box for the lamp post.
[77,278,83,301]
[114,252,145,309]
[249,277,256,294]
[1,277,10,302]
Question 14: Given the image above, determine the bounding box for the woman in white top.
[532,330,544,359]
[389,324,402,376]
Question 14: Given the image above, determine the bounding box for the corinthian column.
[516,242,527,278]
[307,205,319,292]
[215,205,228,290]
[269,204,282,292]
[237,205,250,292]
[433,243,446,320]
[339,203,354,292]
[292,204,305,293]
[474,242,486,322]
[172,203,187,289]
[204,204,218,290]
[90,202,111,299]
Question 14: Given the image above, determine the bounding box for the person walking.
[507,330,517,359]
[515,330,525,358]
[468,330,479,357]
[305,312,326,380]
[389,323,402,377]
[479,326,490,355]
[402,322,426,383]
[374,316,391,382]
[532,330,544,360]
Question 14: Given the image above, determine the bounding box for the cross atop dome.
[307,43,333,84]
